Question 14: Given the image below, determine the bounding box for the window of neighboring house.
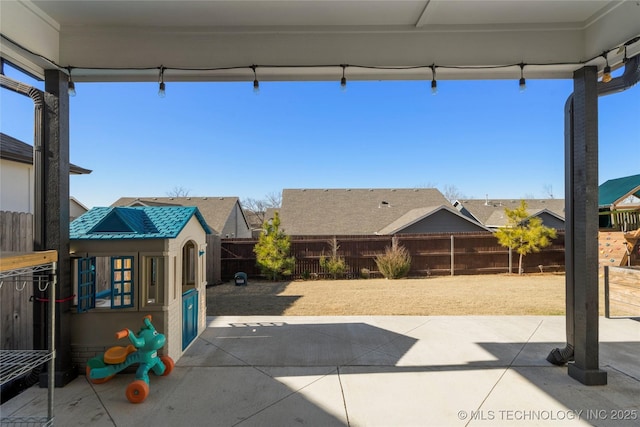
[143,256,164,305]
[77,257,96,313]
[111,256,134,308]
[182,242,196,289]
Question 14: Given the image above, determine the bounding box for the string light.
[3,31,636,97]
[601,54,612,83]
[67,67,76,97]
[519,63,526,92]
[340,64,347,92]
[251,65,259,94]
[430,64,437,95]
[158,65,166,97]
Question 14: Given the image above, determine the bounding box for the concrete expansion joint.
[606,364,640,383]
[336,365,351,427]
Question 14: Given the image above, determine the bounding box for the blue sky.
[1,64,638,209]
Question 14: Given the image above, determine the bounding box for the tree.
[253,211,295,280]
[166,186,190,197]
[241,191,282,227]
[494,200,557,274]
[542,184,555,199]
[440,184,465,203]
[319,237,348,279]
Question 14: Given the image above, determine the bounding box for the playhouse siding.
[166,216,208,353]
[69,214,208,368]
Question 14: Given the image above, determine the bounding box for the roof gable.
[376,205,489,235]
[278,188,450,235]
[455,198,565,227]
[599,174,640,207]
[112,196,246,235]
[70,206,211,239]
[91,207,159,234]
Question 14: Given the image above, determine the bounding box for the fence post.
[604,266,610,319]
[450,235,454,276]
[508,247,512,274]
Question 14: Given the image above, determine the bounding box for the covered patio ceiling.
[0,0,638,389]
[1,0,639,83]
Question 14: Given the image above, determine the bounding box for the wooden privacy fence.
[604,266,640,318]
[0,211,34,350]
[221,231,565,281]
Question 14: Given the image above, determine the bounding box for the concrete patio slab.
[1,316,638,426]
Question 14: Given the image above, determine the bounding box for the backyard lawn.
[206,273,606,316]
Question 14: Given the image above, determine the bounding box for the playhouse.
[69,206,211,367]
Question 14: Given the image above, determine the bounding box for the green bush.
[375,243,411,279]
[360,268,371,279]
[319,237,349,279]
[319,254,348,279]
[253,212,295,280]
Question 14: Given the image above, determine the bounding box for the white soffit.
[1,0,639,82]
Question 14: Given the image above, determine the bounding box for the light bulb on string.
[601,54,612,83]
[340,64,347,92]
[251,65,260,94]
[158,66,166,98]
[67,67,76,97]
[430,64,437,95]
[518,63,526,92]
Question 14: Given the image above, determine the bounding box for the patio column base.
[568,364,607,386]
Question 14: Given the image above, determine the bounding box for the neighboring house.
[453,198,565,231]
[70,196,89,221]
[598,174,640,231]
[112,196,251,238]
[244,209,267,237]
[112,196,251,284]
[69,206,211,365]
[0,133,92,213]
[274,188,486,235]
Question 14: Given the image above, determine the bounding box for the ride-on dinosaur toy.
[86,315,174,403]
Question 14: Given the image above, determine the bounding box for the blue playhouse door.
[182,289,198,350]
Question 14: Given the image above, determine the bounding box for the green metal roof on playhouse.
[599,174,640,207]
[70,206,212,239]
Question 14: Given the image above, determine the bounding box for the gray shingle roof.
[454,198,565,228]
[277,188,449,235]
[112,196,246,235]
[0,132,92,174]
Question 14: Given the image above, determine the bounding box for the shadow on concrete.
[3,319,639,426]
[206,282,300,316]
[179,321,419,367]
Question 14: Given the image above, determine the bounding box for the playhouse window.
[75,256,136,312]
[77,257,96,313]
[111,256,134,308]
[143,256,164,305]
[183,242,196,287]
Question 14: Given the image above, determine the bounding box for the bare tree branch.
[166,186,190,197]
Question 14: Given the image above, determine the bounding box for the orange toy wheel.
[126,380,149,404]
[85,364,114,385]
[160,355,175,376]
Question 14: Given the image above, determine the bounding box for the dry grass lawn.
[207,273,607,316]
